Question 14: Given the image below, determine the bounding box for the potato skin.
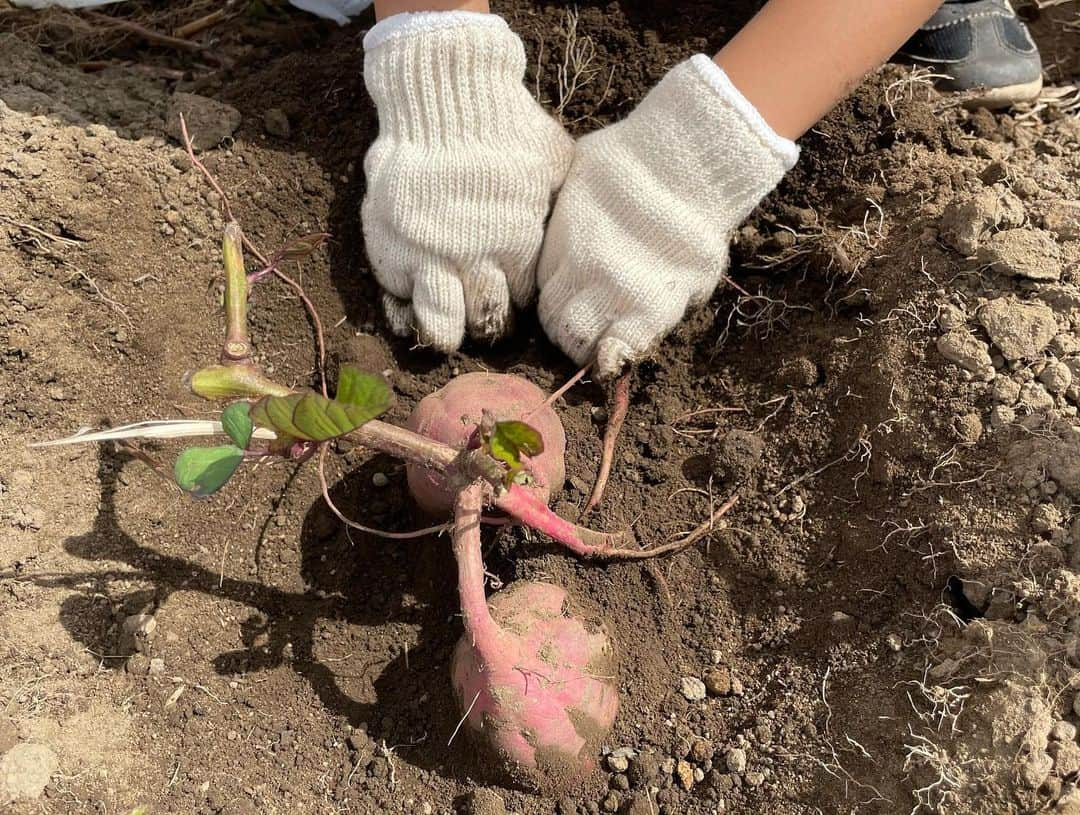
[404,373,567,515]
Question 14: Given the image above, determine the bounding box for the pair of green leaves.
[174,366,392,497]
[173,401,253,497]
[485,420,544,487]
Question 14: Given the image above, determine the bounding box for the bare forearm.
[715,0,943,140]
[375,0,488,19]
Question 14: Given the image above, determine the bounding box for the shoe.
[897,0,1043,107]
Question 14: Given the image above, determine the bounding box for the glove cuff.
[687,54,800,170]
[363,10,508,50]
[363,12,531,145]
[626,55,799,230]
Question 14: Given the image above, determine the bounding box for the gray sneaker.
[897,0,1043,107]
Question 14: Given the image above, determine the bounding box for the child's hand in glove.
[537,55,799,378]
[362,12,573,352]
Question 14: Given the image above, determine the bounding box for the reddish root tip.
[582,370,631,517]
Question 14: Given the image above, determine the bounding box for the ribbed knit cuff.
[627,56,798,229]
[688,54,800,170]
[363,11,530,145]
[363,10,507,50]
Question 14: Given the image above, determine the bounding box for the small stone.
[121,613,157,655]
[148,657,165,676]
[991,376,1021,404]
[885,633,903,652]
[679,677,707,702]
[263,108,291,139]
[125,654,150,675]
[978,228,1062,281]
[675,760,694,790]
[600,792,620,813]
[606,753,629,773]
[1040,360,1073,395]
[990,405,1016,428]
[744,771,765,788]
[0,743,59,802]
[729,677,745,696]
[724,748,747,774]
[371,472,390,488]
[689,739,714,764]
[557,797,577,815]
[939,189,1001,254]
[978,299,1058,361]
[936,330,994,378]
[1072,692,1080,718]
[1009,175,1039,198]
[1051,334,1080,357]
[703,668,732,696]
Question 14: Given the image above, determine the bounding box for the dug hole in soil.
[1,2,1079,814]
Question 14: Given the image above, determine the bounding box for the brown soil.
[1,3,1079,815]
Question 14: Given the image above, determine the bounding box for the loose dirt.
[0,2,1078,814]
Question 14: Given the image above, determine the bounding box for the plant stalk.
[221,222,251,363]
[453,483,502,663]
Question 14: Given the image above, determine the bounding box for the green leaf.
[488,420,545,485]
[221,402,253,448]
[336,365,391,410]
[249,370,391,442]
[174,445,244,497]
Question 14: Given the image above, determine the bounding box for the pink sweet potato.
[405,372,566,515]
[449,485,618,791]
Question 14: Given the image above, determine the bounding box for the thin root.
[317,447,451,540]
[524,363,591,420]
[582,369,631,516]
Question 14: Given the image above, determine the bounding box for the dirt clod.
[0,743,58,804]
[978,299,1058,360]
[165,92,241,150]
[937,329,994,377]
[710,430,764,484]
[978,229,1063,281]
[264,108,291,139]
[1044,201,1080,240]
[466,788,508,815]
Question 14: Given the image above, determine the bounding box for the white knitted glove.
[538,55,800,377]
[362,12,573,352]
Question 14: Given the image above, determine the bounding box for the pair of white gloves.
[361,12,799,378]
